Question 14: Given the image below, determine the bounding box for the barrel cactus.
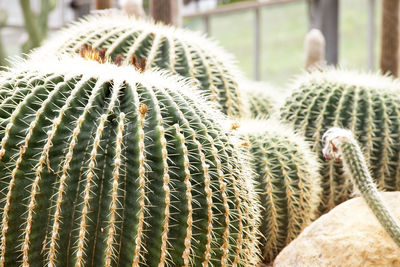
[237,120,321,263]
[280,69,400,211]
[240,80,278,119]
[33,12,244,118]
[0,54,260,266]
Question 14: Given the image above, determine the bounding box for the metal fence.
[183,0,378,80]
[2,0,378,80]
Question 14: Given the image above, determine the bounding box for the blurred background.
[0,0,385,86]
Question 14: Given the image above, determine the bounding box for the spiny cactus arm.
[322,127,400,247]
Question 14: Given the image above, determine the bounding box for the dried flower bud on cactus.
[33,13,245,118]
[0,55,261,266]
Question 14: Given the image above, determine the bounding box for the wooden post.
[380,0,399,77]
[0,9,7,66]
[70,0,91,19]
[367,0,376,70]
[254,7,261,80]
[96,0,113,10]
[150,0,182,26]
[309,0,339,66]
[204,15,210,35]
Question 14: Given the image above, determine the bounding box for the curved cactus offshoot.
[323,127,400,247]
[280,69,400,212]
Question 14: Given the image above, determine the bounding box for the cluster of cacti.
[237,120,321,263]
[322,127,400,246]
[239,80,279,119]
[0,54,261,266]
[6,7,399,266]
[280,69,400,211]
[33,12,245,118]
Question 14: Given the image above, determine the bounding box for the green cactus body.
[33,13,244,118]
[280,69,400,212]
[0,56,260,266]
[238,120,321,263]
[323,127,400,247]
[240,80,279,119]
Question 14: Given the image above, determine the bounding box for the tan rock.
[274,192,400,267]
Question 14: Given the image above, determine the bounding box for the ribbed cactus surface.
[238,120,321,263]
[34,13,244,118]
[240,81,278,119]
[280,69,400,211]
[0,56,260,266]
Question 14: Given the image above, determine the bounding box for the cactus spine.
[323,128,400,246]
[0,55,260,266]
[34,13,244,118]
[238,120,321,263]
[280,69,400,212]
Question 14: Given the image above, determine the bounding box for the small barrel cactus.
[33,12,244,118]
[280,69,400,211]
[237,120,321,263]
[0,54,260,266]
[323,128,400,247]
[239,80,279,119]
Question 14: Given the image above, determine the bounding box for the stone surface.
[274,192,400,267]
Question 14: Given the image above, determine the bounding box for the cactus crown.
[238,119,321,263]
[0,55,260,266]
[280,69,400,211]
[33,12,245,117]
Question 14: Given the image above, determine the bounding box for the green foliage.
[238,120,321,263]
[35,13,245,118]
[280,69,400,212]
[0,55,260,266]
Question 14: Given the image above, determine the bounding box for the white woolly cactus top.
[291,68,400,93]
[31,12,246,117]
[3,54,225,120]
[35,12,237,64]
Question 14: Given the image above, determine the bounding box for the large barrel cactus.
[0,55,260,266]
[280,69,400,211]
[238,120,321,263]
[33,12,244,118]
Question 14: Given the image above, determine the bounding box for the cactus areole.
[0,55,260,266]
[34,13,244,118]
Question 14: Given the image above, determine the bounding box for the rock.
[274,192,400,267]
